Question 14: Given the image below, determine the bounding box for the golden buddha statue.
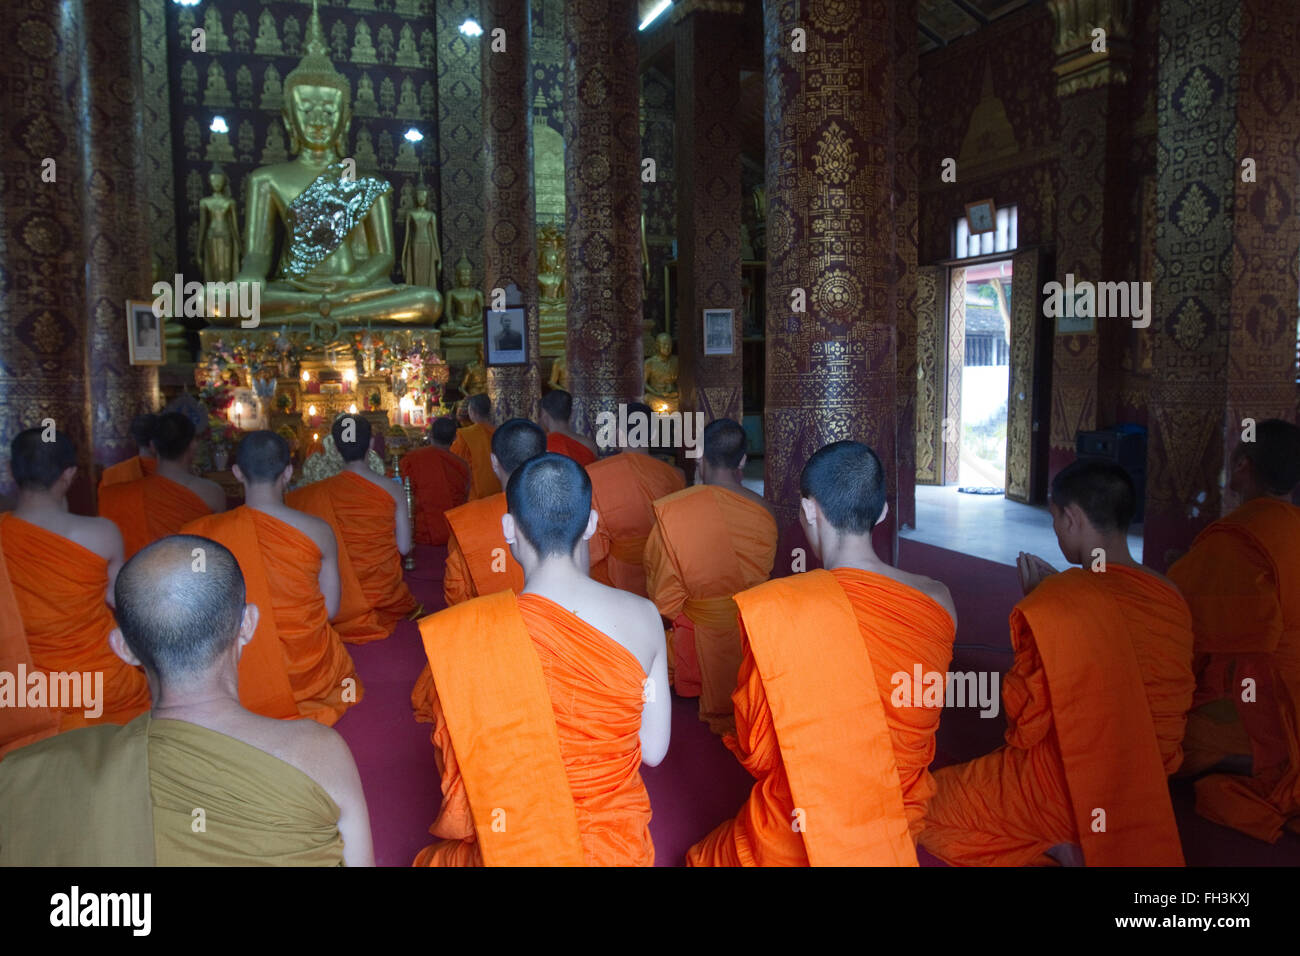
[537,223,566,356]
[644,332,680,413]
[228,0,442,327]
[548,351,568,390]
[400,185,440,288]
[460,344,487,397]
[197,169,241,283]
[443,253,484,339]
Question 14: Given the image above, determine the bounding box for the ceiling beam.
[918,20,947,47]
[947,0,992,26]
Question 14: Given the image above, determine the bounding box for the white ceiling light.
[639,0,672,31]
[459,19,483,37]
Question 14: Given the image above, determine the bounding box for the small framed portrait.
[485,306,526,366]
[702,308,734,356]
[965,199,997,236]
[127,300,165,365]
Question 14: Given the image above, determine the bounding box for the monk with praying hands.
[183,430,361,726]
[540,388,598,466]
[644,418,777,734]
[450,393,500,500]
[96,413,157,491]
[400,416,470,546]
[587,401,685,597]
[98,411,226,560]
[287,413,417,644]
[0,536,373,865]
[1168,419,1300,843]
[919,459,1195,866]
[689,441,957,866]
[414,453,669,866]
[1,427,150,729]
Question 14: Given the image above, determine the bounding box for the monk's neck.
[14,489,67,516]
[151,680,242,718]
[342,461,371,476]
[432,443,453,453]
[820,535,890,574]
[155,458,191,483]
[623,446,650,456]
[706,477,747,497]
[1077,531,1138,569]
[522,554,590,588]
[243,484,285,509]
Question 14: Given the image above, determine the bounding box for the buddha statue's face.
[656,333,672,358]
[209,172,227,194]
[415,188,428,207]
[287,83,346,153]
[456,264,471,286]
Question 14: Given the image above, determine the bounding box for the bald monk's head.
[152,412,197,464]
[489,417,546,487]
[1231,418,1300,500]
[618,401,654,449]
[109,534,258,702]
[466,393,491,425]
[503,452,598,568]
[1048,459,1135,565]
[798,440,888,560]
[10,426,78,496]
[538,389,572,434]
[332,413,372,463]
[430,416,457,450]
[698,419,748,485]
[233,429,292,492]
[130,413,158,458]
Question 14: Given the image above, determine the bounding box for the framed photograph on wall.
[126,300,165,365]
[485,306,527,366]
[703,308,734,356]
[965,199,997,236]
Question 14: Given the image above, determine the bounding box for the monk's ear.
[799,496,818,527]
[501,512,517,546]
[874,500,889,528]
[280,462,294,486]
[582,508,598,542]
[236,604,260,651]
[108,628,142,668]
[231,464,245,484]
[738,453,748,473]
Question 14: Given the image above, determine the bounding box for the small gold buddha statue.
[460,344,487,397]
[228,0,442,327]
[400,185,441,288]
[197,168,241,283]
[644,332,680,413]
[443,253,485,338]
[548,351,568,390]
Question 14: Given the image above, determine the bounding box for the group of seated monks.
[0,391,1297,866]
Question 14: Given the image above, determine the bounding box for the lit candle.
[301,370,311,383]
[348,403,358,415]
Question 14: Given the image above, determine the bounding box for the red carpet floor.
[332,538,1300,866]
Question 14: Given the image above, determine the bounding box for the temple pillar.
[481,0,541,420]
[893,0,920,529]
[673,2,744,426]
[761,0,901,553]
[435,0,485,284]
[562,0,644,433]
[1046,0,1133,477]
[1145,0,1300,569]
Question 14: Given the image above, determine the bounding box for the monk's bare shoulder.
[191,475,228,512]
[609,588,665,671]
[276,505,336,557]
[215,711,354,800]
[870,565,957,628]
[69,514,124,561]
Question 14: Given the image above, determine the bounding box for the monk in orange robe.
[1169,419,1300,842]
[183,430,360,726]
[540,388,598,466]
[286,414,416,644]
[1,427,150,729]
[0,511,60,759]
[414,452,669,866]
[98,411,226,560]
[96,413,157,491]
[644,418,778,734]
[400,416,469,546]
[920,460,1193,866]
[588,401,685,596]
[450,393,500,500]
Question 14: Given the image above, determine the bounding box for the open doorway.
[958,260,1012,489]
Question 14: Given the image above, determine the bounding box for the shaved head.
[507,453,592,557]
[152,412,197,461]
[114,535,246,680]
[491,417,546,475]
[236,430,290,484]
[332,413,371,462]
[430,416,457,447]
[800,441,886,533]
[467,393,491,421]
[1050,459,1136,532]
[703,419,747,469]
[540,389,573,424]
[10,427,77,491]
[1236,419,1300,495]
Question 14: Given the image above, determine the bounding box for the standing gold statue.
[197,168,241,283]
[229,0,442,326]
[400,185,441,287]
[548,351,568,390]
[644,332,680,412]
[443,253,484,337]
[460,343,487,397]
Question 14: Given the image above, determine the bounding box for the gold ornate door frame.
[914,265,964,485]
[1005,248,1048,503]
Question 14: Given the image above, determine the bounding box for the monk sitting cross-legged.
[587,401,685,597]
[400,416,469,546]
[96,412,157,492]
[919,460,1194,867]
[689,441,957,866]
[414,453,669,866]
[287,413,417,644]
[644,418,778,734]
[183,430,361,726]
[451,393,500,500]
[1,427,150,729]
[0,535,373,865]
[98,412,226,561]
[540,388,598,466]
[1168,419,1300,843]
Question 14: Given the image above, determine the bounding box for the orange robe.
[547,432,596,467]
[588,453,685,597]
[98,473,213,560]
[1169,497,1300,842]
[400,446,469,546]
[919,567,1190,866]
[0,519,60,758]
[97,455,156,491]
[688,570,920,866]
[450,423,499,500]
[286,471,417,644]
[644,485,777,733]
[183,507,361,726]
[413,590,653,866]
[0,514,150,728]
